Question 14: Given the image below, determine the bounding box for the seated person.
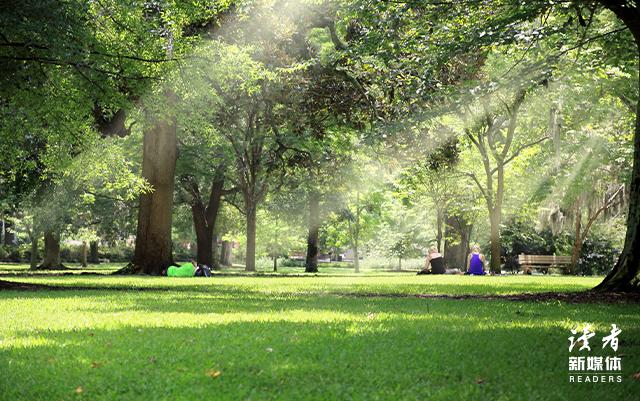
[417,247,446,274]
[166,260,197,277]
[466,245,487,275]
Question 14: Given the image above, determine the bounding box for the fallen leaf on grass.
[74,386,83,394]
[149,357,157,364]
[90,362,101,369]
[475,378,484,385]
[265,347,273,353]
[206,370,222,379]
[633,372,640,381]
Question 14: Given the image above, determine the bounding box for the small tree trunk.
[436,208,444,253]
[353,191,361,273]
[245,205,257,272]
[353,244,360,273]
[305,191,320,273]
[37,230,64,269]
[273,255,277,272]
[220,241,233,266]
[569,202,583,275]
[189,178,224,268]
[3,219,16,246]
[89,241,99,264]
[489,208,501,274]
[80,241,88,267]
[29,234,39,270]
[444,213,472,269]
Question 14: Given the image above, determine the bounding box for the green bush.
[577,235,619,276]
[280,258,305,267]
[100,245,134,262]
[0,244,23,262]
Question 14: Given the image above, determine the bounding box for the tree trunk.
[29,234,38,270]
[189,178,224,268]
[3,219,16,246]
[89,241,99,264]
[80,241,88,267]
[594,1,640,291]
[245,205,257,272]
[569,201,583,275]
[37,230,64,269]
[273,255,277,272]
[436,207,444,253]
[211,233,220,270]
[305,191,320,273]
[353,243,360,273]
[129,91,178,275]
[220,241,233,266]
[194,218,213,268]
[353,191,361,273]
[444,213,472,269]
[489,208,501,274]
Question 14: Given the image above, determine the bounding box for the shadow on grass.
[3,277,634,305]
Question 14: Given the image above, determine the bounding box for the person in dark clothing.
[417,247,446,274]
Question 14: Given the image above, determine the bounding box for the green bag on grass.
[167,264,195,277]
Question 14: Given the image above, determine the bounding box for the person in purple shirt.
[466,245,486,275]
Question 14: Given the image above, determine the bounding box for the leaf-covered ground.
[0,271,638,401]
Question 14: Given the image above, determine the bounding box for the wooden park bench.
[518,254,572,274]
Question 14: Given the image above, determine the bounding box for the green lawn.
[0,272,637,401]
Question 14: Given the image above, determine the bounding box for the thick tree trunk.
[273,255,278,272]
[594,1,640,291]
[36,230,64,269]
[595,68,640,290]
[489,208,501,274]
[220,241,233,266]
[129,91,178,275]
[245,205,257,272]
[80,241,88,267]
[89,241,99,264]
[305,191,320,273]
[29,234,38,270]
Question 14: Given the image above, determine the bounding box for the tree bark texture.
[305,191,320,273]
[131,91,178,275]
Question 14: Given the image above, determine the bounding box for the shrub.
[577,235,619,276]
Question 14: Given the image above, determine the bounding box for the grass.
[0,268,638,401]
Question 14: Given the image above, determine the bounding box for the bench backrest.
[518,254,572,265]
